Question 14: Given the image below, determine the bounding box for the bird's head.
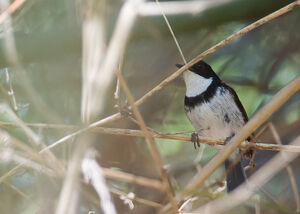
[176,60,220,80]
[176,61,220,97]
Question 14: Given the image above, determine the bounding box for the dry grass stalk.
[269,123,300,212]
[0,0,26,24]
[81,0,106,123]
[110,188,163,209]
[138,0,232,16]
[56,0,109,212]
[81,151,117,214]
[155,0,187,64]
[5,69,18,111]
[102,167,164,190]
[87,0,141,119]
[1,122,300,191]
[1,121,300,152]
[117,73,178,213]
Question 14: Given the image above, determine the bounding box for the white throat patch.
[183,71,213,97]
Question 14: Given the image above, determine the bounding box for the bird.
[176,60,252,192]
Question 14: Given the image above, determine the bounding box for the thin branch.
[102,168,164,190]
[1,121,300,153]
[269,123,300,212]
[4,181,32,201]
[117,73,178,213]
[259,186,283,208]
[0,0,20,66]
[138,0,232,16]
[0,129,49,167]
[184,76,300,195]
[0,104,39,145]
[0,106,63,175]
[5,69,18,111]
[110,188,163,209]
[155,0,187,64]
[114,79,121,110]
[0,0,26,24]
[114,52,125,112]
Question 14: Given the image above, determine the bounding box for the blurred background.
[0,0,299,213]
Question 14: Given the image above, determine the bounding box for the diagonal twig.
[155,0,187,64]
[138,0,232,16]
[1,121,300,153]
[117,73,178,213]
[268,123,300,212]
[110,188,163,209]
[102,167,164,190]
[0,0,26,25]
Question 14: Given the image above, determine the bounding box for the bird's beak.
[176,64,183,69]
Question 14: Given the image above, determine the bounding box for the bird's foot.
[248,149,257,168]
[191,132,200,149]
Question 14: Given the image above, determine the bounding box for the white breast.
[183,71,213,97]
[186,88,245,141]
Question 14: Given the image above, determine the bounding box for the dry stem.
[1,121,300,153]
[269,123,300,212]
[102,168,163,190]
[138,0,232,16]
[117,73,178,213]
[0,0,26,24]
[110,188,163,208]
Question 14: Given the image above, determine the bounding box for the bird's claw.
[191,133,200,149]
[248,149,257,168]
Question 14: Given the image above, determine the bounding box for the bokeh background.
[0,0,299,213]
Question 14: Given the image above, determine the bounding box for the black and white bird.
[177,60,251,192]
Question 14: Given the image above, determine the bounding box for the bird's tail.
[225,159,247,192]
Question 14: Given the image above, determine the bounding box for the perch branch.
[1,121,300,153]
[138,0,232,16]
[102,168,164,190]
[0,0,26,24]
